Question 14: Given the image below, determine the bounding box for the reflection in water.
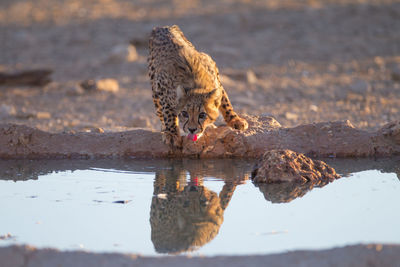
[255,180,330,204]
[150,161,247,254]
[0,158,399,254]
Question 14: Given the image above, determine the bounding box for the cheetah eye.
[199,112,207,119]
[181,111,189,118]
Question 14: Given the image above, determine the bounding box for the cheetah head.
[177,87,221,141]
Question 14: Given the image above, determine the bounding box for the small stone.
[81,79,120,93]
[108,44,138,62]
[374,56,385,67]
[95,79,119,93]
[36,111,51,119]
[91,127,104,133]
[380,121,400,144]
[309,105,318,112]
[80,79,97,91]
[246,70,257,84]
[285,112,298,121]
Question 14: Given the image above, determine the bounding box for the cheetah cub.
[148,25,248,149]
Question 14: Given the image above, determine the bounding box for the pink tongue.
[187,134,198,141]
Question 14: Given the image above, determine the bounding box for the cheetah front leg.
[152,82,182,150]
[219,88,248,131]
[160,104,182,150]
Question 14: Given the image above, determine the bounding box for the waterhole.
[0,158,399,256]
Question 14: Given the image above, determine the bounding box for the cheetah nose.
[188,128,197,134]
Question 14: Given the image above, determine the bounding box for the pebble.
[309,105,319,112]
[36,111,51,119]
[285,112,298,121]
[246,70,258,84]
[80,79,120,93]
[95,79,120,93]
[108,44,138,63]
[91,127,105,133]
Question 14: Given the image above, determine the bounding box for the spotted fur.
[148,25,248,149]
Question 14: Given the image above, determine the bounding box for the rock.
[0,118,398,159]
[309,105,319,112]
[246,70,257,84]
[256,181,316,203]
[80,79,97,91]
[380,121,400,144]
[91,127,104,133]
[35,112,51,119]
[108,44,138,63]
[251,149,340,183]
[285,112,298,121]
[80,79,119,93]
[96,79,119,93]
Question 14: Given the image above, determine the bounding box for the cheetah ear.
[176,85,187,100]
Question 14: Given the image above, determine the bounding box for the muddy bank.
[0,116,399,159]
[1,244,399,267]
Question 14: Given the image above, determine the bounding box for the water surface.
[0,159,399,256]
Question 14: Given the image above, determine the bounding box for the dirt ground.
[1,0,400,134]
[2,244,400,267]
[1,0,400,265]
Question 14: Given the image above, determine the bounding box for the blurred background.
[0,0,399,133]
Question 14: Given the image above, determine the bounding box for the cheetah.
[148,25,248,149]
[150,164,238,253]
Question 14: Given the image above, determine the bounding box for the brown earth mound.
[0,116,400,159]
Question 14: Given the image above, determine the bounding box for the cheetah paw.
[228,116,249,131]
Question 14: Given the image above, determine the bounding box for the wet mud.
[0,116,399,159]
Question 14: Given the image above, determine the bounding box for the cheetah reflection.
[150,160,247,254]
